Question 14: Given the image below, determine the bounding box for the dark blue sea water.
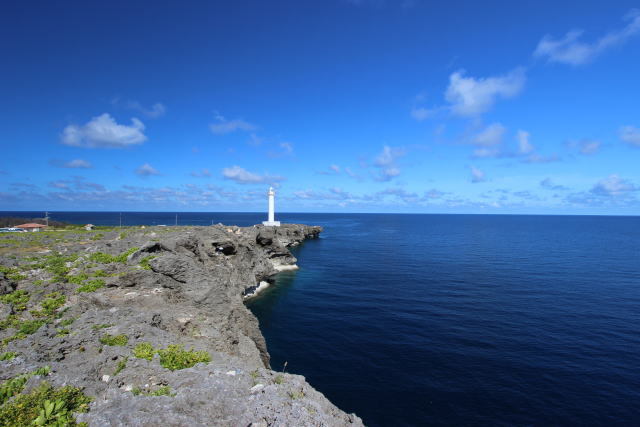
[4,212,640,425]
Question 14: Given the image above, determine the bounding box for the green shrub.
[0,290,30,311]
[87,252,114,263]
[18,319,47,335]
[67,273,89,285]
[37,253,78,283]
[55,328,70,337]
[33,279,44,286]
[149,386,173,396]
[139,256,156,270]
[91,323,113,330]
[0,381,90,426]
[114,247,139,263]
[157,344,211,371]
[88,247,139,264]
[59,317,75,327]
[131,385,173,397]
[133,342,155,361]
[99,334,128,346]
[92,269,108,277]
[76,279,104,293]
[0,351,17,361]
[6,272,27,281]
[40,292,66,315]
[113,357,128,376]
[0,366,50,405]
[90,233,104,241]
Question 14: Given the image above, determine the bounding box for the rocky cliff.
[0,224,363,426]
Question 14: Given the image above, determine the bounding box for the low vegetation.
[0,290,30,312]
[99,334,128,346]
[133,342,155,361]
[0,381,91,426]
[76,279,105,293]
[157,345,211,371]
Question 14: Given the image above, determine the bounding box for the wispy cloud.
[534,9,640,65]
[590,174,637,197]
[210,112,256,135]
[517,130,534,154]
[126,101,166,118]
[619,125,640,147]
[470,165,486,183]
[136,163,160,177]
[49,159,93,169]
[540,178,567,190]
[190,168,211,178]
[567,139,601,155]
[61,113,147,148]
[444,67,526,117]
[221,165,284,185]
[374,145,406,181]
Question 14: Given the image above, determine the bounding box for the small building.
[84,224,94,231]
[14,223,48,232]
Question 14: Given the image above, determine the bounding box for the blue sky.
[1,0,640,214]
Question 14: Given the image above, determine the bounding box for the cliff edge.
[0,224,363,426]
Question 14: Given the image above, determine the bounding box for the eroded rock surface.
[0,224,363,426]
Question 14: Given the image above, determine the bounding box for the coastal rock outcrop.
[0,223,363,426]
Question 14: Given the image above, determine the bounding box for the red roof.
[15,223,48,228]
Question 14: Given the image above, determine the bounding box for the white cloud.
[470,165,486,183]
[136,163,160,177]
[579,140,601,155]
[473,123,506,146]
[444,68,526,116]
[619,125,640,146]
[410,107,434,121]
[330,164,341,174]
[517,130,534,154]
[210,112,256,135]
[540,178,567,190]
[50,159,93,169]
[374,145,406,181]
[221,165,284,185]
[534,10,640,65]
[61,113,147,148]
[591,174,637,197]
[65,159,92,168]
[127,101,166,118]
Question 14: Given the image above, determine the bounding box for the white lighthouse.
[262,187,281,226]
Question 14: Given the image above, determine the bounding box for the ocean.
[4,212,640,425]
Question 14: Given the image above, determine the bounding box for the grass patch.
[55,328,70,337]
[67,273,89,285]
[139,255,156,270]
[0,381,90,426]
[133,342,155,361]
[91,323,113,330]
[0,366,50,405]
[274,375,284,385]
[99,334,128,346]
[0,290,30,311]
[92,269,108,277]
[31,292,66,318]
[59,317,75,327]
[76,279,105,293]
[157,344,211,371]
[113,357,128,376]
[132,385,173,397]
[0,351,17,361]
[90,233,104,241]
[88,247,139,264]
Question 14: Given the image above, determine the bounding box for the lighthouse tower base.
[262,221,281,227]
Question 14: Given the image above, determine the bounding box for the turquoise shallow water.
[5,212,640,425]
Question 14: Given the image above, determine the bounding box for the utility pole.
[44,212,49,227]
[119,212,122,228]
[175,214,178,226]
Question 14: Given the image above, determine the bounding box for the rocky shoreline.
[0,224,364,426]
